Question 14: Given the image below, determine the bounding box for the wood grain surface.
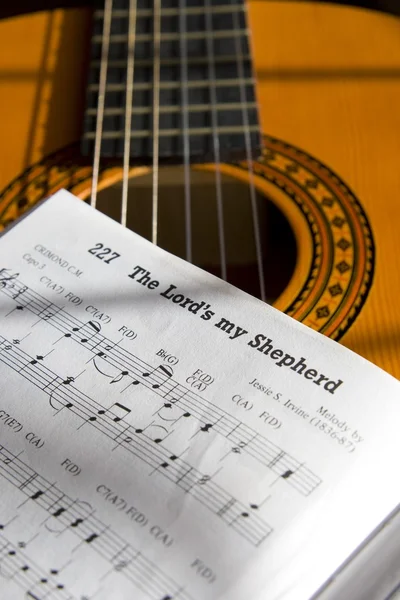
[0,2,399,377]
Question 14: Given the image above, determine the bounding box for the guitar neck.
[81,0,262,163]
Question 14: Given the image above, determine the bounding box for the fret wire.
[152,0,162,245]
[83,0,262,165]
[92,29,249,43]
[84,125,260,139]
[121,0,138,228]
[86,101,257,116]
[179,0,192,263]
[88,77,254,91]
[90,0,113,209]
[232,0,266,302]
[204,0,226,281]
[94,5,245,17]
[90,53,251,68]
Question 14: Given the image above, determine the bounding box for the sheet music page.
[0,189,399,600]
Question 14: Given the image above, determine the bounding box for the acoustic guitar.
[0,1,399,379]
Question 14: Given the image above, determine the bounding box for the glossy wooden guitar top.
[0,1,399,378]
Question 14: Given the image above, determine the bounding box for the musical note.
[31,490,44,501]
[0,332,273,545]
[70,518,83,528]
[200,423,213,432]
[30,355,44,365]
[109,402,131,423]
[281,469,294,480]
[89,402,131,424]
[0,277,322,499]
[249,493,271,511]
[12,285,27,301]
[198,475,211,485]
[65,320,101,344]
[110,370,129,384]
[0,442,196,600]
[0,534,71,599]
[143,365,173,389]
[232,441,246,454]
[0,268,19,287]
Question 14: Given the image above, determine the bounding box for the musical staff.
[0,533,74,599]
[0,444,194,600]
[0,276,321,497]
[0,335,272,547]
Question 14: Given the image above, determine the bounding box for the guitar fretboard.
[82,0,261,162]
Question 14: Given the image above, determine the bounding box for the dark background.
[0,0,399,20]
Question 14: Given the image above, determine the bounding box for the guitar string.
[232,0,266,302]
[121,0,138,227]
[151,0,162,245]
[91,0,113,209]
[179,0,193,263]
[204,0,227,281]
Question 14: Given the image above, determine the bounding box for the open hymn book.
[0,189,399,600]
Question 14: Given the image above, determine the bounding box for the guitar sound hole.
[95,166,296,303]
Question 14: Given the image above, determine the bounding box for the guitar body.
[0,2,399,377]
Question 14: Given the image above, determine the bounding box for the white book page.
[0,189,398,600]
